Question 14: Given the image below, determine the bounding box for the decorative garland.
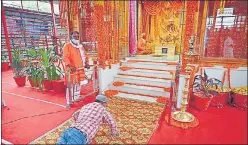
[119,66,174,74]
[104,90,119,97]
[113,81,125,86]
[118,90,168,99]
[94,3,106,69]
[143,1,162,16]
[59,1,68,27]
[127,60,178,65]
[181,1,198,72]
[164,87,170,92]
[120,66,132,71]
[71,0,79,15]
[113,1,119,63]
[112,81,171,92]
[156,97,168,104]
[165,114,199,129]
[104,89,170,102]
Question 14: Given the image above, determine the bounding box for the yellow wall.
[141,2,185,53]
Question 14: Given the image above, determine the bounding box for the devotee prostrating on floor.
[63,31,90,108]
[137,33,152,55]
[56,95,119,144]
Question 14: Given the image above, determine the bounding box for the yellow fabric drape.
[141,1,185,53]
[143,2,162,16]
[154,15,159,39]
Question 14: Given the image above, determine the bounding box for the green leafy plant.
[23,61,41,86]
[193,71,223,98]
[11,48,25,77]
[1,55,8,62]
[27,48,63,92]
[23,49,40,60]
[39,48,62,81]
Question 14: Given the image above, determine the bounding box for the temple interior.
[1,0,247,144]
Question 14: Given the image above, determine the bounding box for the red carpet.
[2,84,67,105]
[1,71,247,144]
[149,106,247,144]
[1,70,97,144]
[1,93,96,144]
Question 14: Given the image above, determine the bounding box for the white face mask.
[71,39,79,45]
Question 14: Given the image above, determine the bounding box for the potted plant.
[39,48,64,92]
[192,71,223,111]
[23,49,41,66]
[11,48,26,87]
[1,55,9,71]
[231,86,247,109]
[22,49,42,87]
[23,61,39,87]
[207,83,231,108]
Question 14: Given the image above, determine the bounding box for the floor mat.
[31,97,165,144]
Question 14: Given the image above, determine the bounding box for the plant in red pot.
[23,49,42,88]
[208,85,231,108]
[193,71,223,111]
[1,55,9,71]
[11,48,26,87]
[39,49,64,92]
[23,61,39,88]
[231,86,247,110]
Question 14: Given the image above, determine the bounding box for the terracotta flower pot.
[28,78,39,87]
[42,80,53,90]
[52,80,66,93]
[194,92,213,111]
[210,92,231,108]
[13,76,26,87]
[232,93,247,109]
[1,62,9,71]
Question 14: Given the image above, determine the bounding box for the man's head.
[70,31,80,45]
[95,95,109,107]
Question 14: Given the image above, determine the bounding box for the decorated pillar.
[94,2,106,69]
[129,0,137,56]
[181,1,199,72]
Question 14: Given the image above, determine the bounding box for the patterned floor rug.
[31,97,165,144]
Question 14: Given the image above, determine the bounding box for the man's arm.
[82,46,90,69]
[63,43,71,67]
[102,110,119,135]
[72,110,80,121]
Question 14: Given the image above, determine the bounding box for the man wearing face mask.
[63,31,90,108]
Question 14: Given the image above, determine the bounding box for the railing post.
[1,2,12,64]
[50,0,58,55]
[168,81,174,126]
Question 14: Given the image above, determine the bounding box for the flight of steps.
[106,56,179,103]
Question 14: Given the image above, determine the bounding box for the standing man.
[56,95,119,144]
[63,31,90,108]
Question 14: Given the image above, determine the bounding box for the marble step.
[114,75,171,87]
[126,55,180,61]
[119,69,172,78]
[117,73,172,80]
[121,61,177,71]
[113,92,158,103]
[108,85,170,97]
